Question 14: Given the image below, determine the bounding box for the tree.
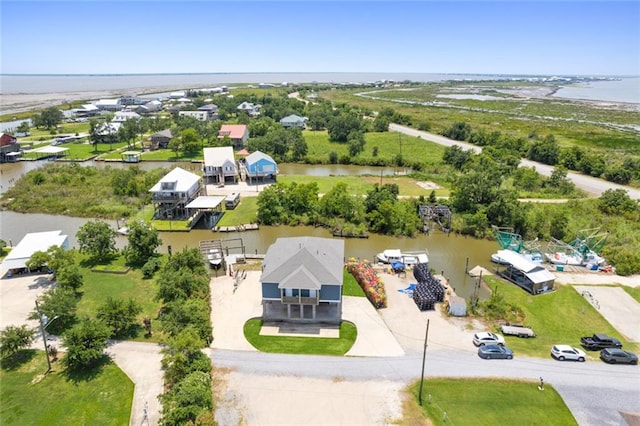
[160,327,210,387]
[56,264,84,293]
[527,134,559,165]
[157,269,210,304]
[443,122,472,141]
[160,371,213,426]
[180,128,200,154]
[347,131,366,157]
[0,325,35,358]
[63,319,111,370]
[327,112,363,142]
[30,287,78,330]
[442,145,473,170]
[97,297,142,337]
[256,184,286,225]
[290,134,308,161]
[16,121,30,134]
[76,220,117,262]
[163,247,208,278]
[161,299,212,342]
[372,116,389,132]
[33,107,63,129]
[124,220,162,266]
[598,189,638,216]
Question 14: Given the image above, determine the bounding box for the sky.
[1,1,639,76]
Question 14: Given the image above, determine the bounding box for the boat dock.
[213,223,259,232]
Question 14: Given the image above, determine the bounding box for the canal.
[1,160,497,299]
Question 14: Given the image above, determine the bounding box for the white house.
[203,146,237,184]
[0,230,69,277]
[178,110,210,121]
[236,101,261,116]
[149,167,203,220]
[112,111,141,123]
[95,99,123,112]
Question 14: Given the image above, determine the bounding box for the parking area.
[574,286,640,342]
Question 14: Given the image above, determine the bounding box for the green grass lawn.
[0,351,133,426]
[77,256,165,342]
[481,277,638,357]
[138,149,203,161]
[407,378,576,426]
[215,197,259,226]
[622,285,640,303]
[243,319,357,355]
[343,268,366,297]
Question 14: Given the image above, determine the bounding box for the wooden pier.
[213,223,259,232]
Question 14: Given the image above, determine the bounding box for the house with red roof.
[218,124,249,149]
[0,133,20,163]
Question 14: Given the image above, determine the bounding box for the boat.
[545,251,583,266]
[376,249,403,264]
[117,226,129,236]
[376,249,429,266]
[207,249,223,267]
[491,253,510,265]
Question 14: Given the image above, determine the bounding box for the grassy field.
[243,319,357,355]
[0,351,133,426]
[76,255,165,342]
[278,174,449,197]
[480,276,638,357]
[303,130,448,169]
[406,378,576,426]
[322,86,640,155]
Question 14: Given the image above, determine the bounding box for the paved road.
[389,123,640,200]
[210,348,640,426]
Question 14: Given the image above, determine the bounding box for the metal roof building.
[495,249,555,295]
[0,230,69,276]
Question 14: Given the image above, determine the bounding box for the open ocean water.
[1,72,638,103]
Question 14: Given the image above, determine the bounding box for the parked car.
[478,344,513,360]
[473,332,505,346]
[501,324,536,338]
[600,348,638,365]
[550,345,586,362]
[580,333,622,350]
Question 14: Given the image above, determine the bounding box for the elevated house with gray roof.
[261,237,345,323]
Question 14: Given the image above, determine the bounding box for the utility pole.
[35,300,52,373]
[418,319,430,405]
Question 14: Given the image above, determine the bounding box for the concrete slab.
[260,323,340,338]
[106,341,163,426]
[574,286,640,342]
[343,296,405,357]
[0,274,54,329]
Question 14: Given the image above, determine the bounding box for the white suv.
[551,345,586,362]
[473,332,505,346]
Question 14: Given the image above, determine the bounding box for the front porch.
[262,300,341,324]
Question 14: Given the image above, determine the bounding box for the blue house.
[244,150,278,184]
[261,237,344,323]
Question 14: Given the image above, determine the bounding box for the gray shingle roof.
[260,237,344,289]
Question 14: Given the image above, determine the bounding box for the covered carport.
[185,196,225,229]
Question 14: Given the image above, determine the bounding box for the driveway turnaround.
[209,271,406,356]
[574,286,640,342]
[106,341,163,426]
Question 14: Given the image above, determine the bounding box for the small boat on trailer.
[208,249,223,267]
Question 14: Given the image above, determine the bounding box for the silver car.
[551,345,586,362]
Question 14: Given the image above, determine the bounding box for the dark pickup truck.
[580,334,622,350]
